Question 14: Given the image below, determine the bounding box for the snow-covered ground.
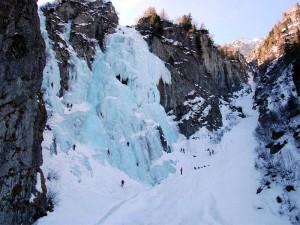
[35,10,292,225]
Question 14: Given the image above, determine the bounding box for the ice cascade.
[41,18,178,185]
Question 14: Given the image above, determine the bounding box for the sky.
[37,0,300,44]
[110,0,300,44]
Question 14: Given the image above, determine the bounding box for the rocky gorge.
[0,1,300,225]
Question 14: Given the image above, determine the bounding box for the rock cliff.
[0,0,48,224]
[256,4,300,66]
[136,15,249,137]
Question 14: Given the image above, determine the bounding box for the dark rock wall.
[0,0,48,225]
[137,19,248,137]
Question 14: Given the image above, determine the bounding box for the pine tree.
[150,13,163,35]
[284,36,292,54]
[177,13,193,31]
[296,29,300,45]
[142,7,163,36]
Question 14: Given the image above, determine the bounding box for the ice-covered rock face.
[254,16,300,222]
[41,5,178,186]
[41,0,118,97]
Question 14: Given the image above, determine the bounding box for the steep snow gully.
[35,11,292,225]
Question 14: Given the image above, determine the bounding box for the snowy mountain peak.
[222,38,263,61]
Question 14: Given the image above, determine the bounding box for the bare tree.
[200,23,207,30]
[159,8,169,21]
